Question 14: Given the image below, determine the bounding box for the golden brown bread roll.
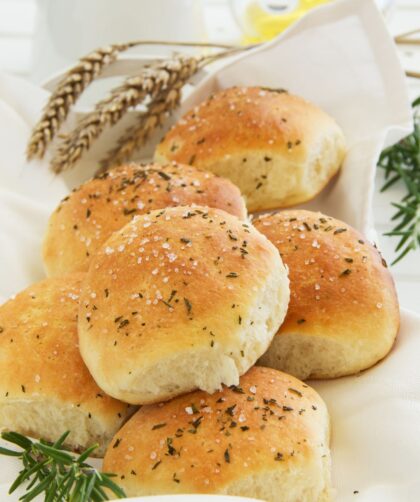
[78,206,290,405]
[253,210,399,379]
[155,86,346,212]
[0,275,134,455]
[43,162,247,277]
[103,366,331,501]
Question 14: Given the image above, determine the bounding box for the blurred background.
[0,0,419,311]
[0,0,416,82]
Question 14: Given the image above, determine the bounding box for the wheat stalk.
[26,43,133,159]
[98,79,192,172]
[50,55,204,173]
[26,41,239,161]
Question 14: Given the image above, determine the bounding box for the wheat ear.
[50,55,204,173]
[26,41,238,161]
[26,44,134,159]
[98,81,192,172]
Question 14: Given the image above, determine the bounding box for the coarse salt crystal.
[249,386,257,394]
[104,246,114,255]
[150,451,157,460]
[185,406,194,415]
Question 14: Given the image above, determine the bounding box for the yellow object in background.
[237,0,333,43]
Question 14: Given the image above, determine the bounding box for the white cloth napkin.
[0,0,418,500]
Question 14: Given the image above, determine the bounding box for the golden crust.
[0,275,131,443]
[78,206,288,404]
[43,162,246,276]
[155,87,346,212]
[103,366,330,498]
[254,210,400,377]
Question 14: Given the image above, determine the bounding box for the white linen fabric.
[0,1,417,500]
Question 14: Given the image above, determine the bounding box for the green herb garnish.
[378,96,420,264]
[0,430,125,501]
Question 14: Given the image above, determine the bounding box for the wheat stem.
[50,45,248,173]
[27,41,245,161]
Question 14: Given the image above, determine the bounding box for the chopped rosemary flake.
[152,423,167,430]
[184,298,192,316]
[180,237,191,244]
[172,472,180,483]
[225,404,236,416]
[340,269,352,277]
[123,208,137,216]
[229,385,245,394]
[166,438,176,456]
[226,272,238,278]
[113,438,121,448]
[240,426,249,431]
[224,448,230,463]
[334,228,347,235]
[152,460,161,470]
[86,208,91,218]
[274,452,284,461]
[157,171,171,180]
[344,258,354,263]
[297,318,306,324]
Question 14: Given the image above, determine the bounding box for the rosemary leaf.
[0,431,126,501]
[378,95,420,265]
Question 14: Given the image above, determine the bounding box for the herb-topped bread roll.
[155,86,346,212]
[0,275,134,455]
[103,366,331,501]
[43,162,246,277]
[78,206,290,405]
[253,210,399,379]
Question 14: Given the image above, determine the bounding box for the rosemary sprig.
[0,431,125,501]
[378,96,420,265]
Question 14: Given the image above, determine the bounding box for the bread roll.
[78,206,289,405]
[43,162,247,277]
[155,87,346,212]
[253,210,399,379]
[103,366,331,501]
[0,275,134,455]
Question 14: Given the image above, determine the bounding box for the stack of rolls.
[0,86,400,502]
